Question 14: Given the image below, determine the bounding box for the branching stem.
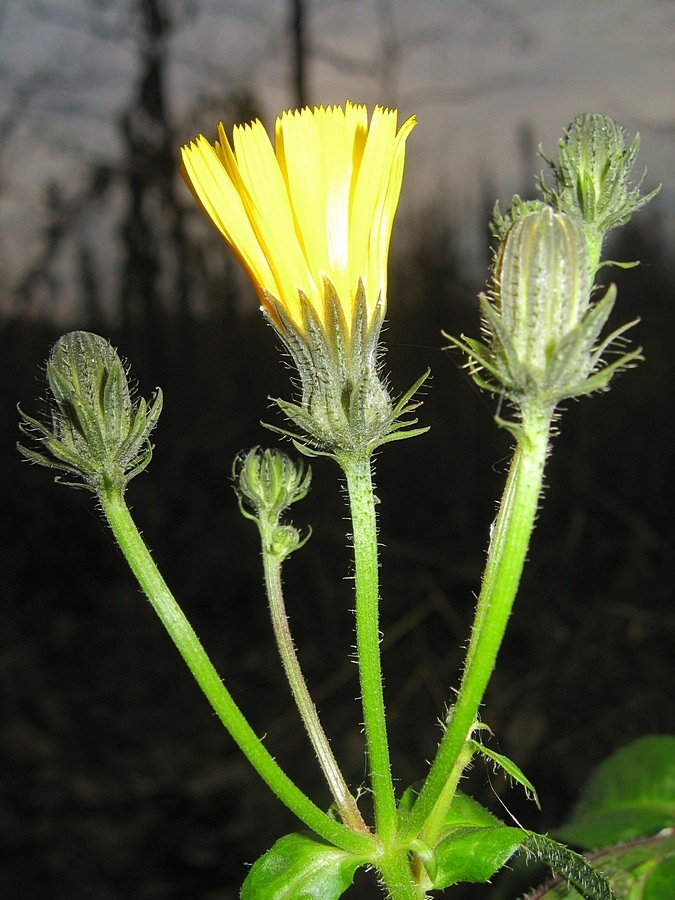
[99,486,375,858]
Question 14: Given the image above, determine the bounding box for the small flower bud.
[236,447,311,520]
[18,331,162,494]
[555,114,639,226]
[234,448,311,559]
[269,524,306,560]
[540,113,660,270]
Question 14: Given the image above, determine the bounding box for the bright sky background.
[0,0,673,318]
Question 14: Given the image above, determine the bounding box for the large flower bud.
[18,332,162,495]
[496,208,591,382]
[448,209,641,421]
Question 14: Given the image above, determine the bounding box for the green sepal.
[469,739,541,808]
[596,259,640,271]
[262,282,428,458]
[557,736,675,851]
[16,423,90,488]
[378,424,430,445]
[442,330,503,394]
[240,832,366,900]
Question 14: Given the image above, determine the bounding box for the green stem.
[377,849,426,900]
[418,743,474,846]
[402,406,552,845]
[262,548,369,834]
[99,486,375,857]
[341,453,398,845]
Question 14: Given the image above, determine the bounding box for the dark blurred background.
[1,1,674,898]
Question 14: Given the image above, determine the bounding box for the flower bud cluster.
[18,331,162,494]
[234,447,312,560]
[449,114,658,426]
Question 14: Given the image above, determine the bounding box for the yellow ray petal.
[181,102,415,335]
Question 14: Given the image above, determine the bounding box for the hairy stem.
[402,406,552,845]
[377,848,427,900]
[262,548,369,833]
[342,452,398,845]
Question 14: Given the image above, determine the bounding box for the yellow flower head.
[181,101,415,334]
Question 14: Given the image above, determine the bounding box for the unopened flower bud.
[18,331,162,494]
[269,524,305,560]
[540,113,660,271]
[447,209,641,417]
[560,114,628,216]
[496,208,591,383]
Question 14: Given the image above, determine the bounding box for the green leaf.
[443,790,503,828]
[525,830,675,899]
[469,739,541,808]
[240,832,365,900]
[433,825,525,889]
[558,736,675,850]
[643,852,675,899]
[433,790,522,888]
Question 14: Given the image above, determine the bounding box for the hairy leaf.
[433,825,524,889]
[522,833,614,900]
[240,832,365,900]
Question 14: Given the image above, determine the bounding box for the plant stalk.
[402,405,552,845]
[342,452,398,845]
[377,848,427,900]
[262,547,369,833]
